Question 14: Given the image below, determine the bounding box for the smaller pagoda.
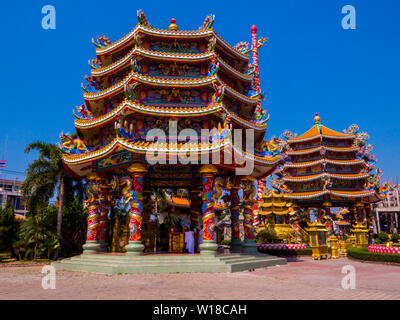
[273,113,389,229]
[257,190,297,242]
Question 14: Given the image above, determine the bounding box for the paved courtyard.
[0,256,399,300]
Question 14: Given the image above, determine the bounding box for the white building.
[0,178,27,218]
[372,184,400,234]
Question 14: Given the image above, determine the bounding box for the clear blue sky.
[0,0,399,181]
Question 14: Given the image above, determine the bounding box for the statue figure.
[235,41,251,54]
[182,42,190,52]
[182,64,189,76]
[207,58,219,77]
[92,36,111,48]
[81,75,102,92]
[182,90,191,103]
[199,14,215,31]
[211,83,224,104]
[124,83,139,101]
[158,63,165,75]
[167,62,180,76]
[137,9,151,27]
[131,59,141,73]
[321,175,332,190]
[169,39,180,51]
[256,137,282,156]
[75,104,93,118]
[160,89,168,102]
[206,37,216,52]
[58,132,88,154]
[88,58,101,69]
[269,177,290,194]
[168,88,182,102]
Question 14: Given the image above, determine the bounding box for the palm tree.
[21,142,67,249]
[18,212,57,260]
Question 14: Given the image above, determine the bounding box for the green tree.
[0,201,17,253]
[18,206,57,260]
[390,232,399,243]
[22,142,83,256]
[256,227,279,244]
[377,231,389,244]
[61,197,87,255]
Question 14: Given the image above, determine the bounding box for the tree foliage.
[16,206,57,260]
[0,201,17,253]
[17,141,86,259]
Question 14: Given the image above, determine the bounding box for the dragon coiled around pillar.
[213,177,226,203]
[84,175,101,242]
[84,182,100,208]
[202,175,216,240]
[241,177,256,240]
[256,37,268,49]
[120,174,144,241]
[242,179,256,201]
[119,177,133,204]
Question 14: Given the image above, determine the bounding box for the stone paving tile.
[0,256,399,300]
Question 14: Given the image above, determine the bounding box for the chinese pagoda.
[258,190,297,242]
[54,11,286,273]
[273,113,390,229]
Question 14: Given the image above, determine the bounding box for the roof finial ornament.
[169,18,178,31]
[314,112,321,124]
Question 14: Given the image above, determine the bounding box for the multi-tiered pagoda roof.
[274,114,386,206]
[60,11,280,180]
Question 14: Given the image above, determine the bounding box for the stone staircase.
[52,253,287,275]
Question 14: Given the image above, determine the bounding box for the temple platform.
[52,253,287,275]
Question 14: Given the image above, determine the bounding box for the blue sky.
[0,0,399,181]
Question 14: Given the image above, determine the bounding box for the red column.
[83,173,101,254]
[124,163,147,256]
[199,165,218,255]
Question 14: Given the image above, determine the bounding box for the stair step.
[52,254,286,274]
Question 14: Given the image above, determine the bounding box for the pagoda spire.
[314,112,322,134]
[314,112,321,124]
[168,18,178,31]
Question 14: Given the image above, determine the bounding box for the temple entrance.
[110,187,202,254]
